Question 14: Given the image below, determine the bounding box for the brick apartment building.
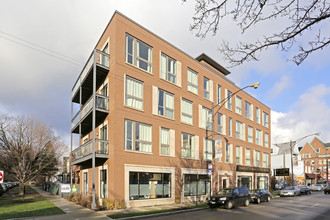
[300,137,330,185]
[70,11,271,208]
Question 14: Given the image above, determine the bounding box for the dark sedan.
[324,184,330,194]
[250,189,271,204]
[207,187,251,209]
[300,186,311,195]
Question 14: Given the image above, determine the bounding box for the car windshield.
[216,189,232,195]
[250,189,260,193]
[300,186,308,189]
[315,184,322,186]
[284,186,295,190]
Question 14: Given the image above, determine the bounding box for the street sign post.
[0,170,4,183]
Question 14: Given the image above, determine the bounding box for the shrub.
[102,198,126,210]
[72,192,82,204]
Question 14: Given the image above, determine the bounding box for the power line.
[0,31,84,67]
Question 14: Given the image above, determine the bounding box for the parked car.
[207,187,251,209]
[311,184,324,191]
[0,183,8,192]
[299,186,311,195]
[324,183,330,194]
[0,184,4,196]
[250,189,271,204]
[280,186,301,197]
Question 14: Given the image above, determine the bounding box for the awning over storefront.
[305,173,317,179]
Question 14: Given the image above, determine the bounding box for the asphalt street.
[147,191,330,220]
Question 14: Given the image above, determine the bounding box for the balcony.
[71,139,109,168]
[71,94,109,136]
[72,49,109,105]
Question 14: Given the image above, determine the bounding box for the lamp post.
[209,82,260,192]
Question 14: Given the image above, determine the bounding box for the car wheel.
[325,191,327,194]
[255,197,260,204]
[225,201,233,209]
[267,196,271,202]
[244,199,250,206]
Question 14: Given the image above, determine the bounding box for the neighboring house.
[70,11,271,208]
[300,137,330,185]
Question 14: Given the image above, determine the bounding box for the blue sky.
[0,0,329,151]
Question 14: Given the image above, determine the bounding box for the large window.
[160,128,170,155]
[236,121,244,140]
[263,153,269,167]
[83,172,88,195]
[160,53,176,84]
[245,101,252,119]
[182,133,195,159]
[202,107,212,130]
[204,77,210,99]
[187,68,198,94]
[245,148,251,165]
[248,126,253,143]
[126,34,152,73]
[129,172,171,200]
[263,112,269,128]
[204,139,213,161]
[217,84,221,104]
[236,146,242,164]
[217,113,223,134]
[265,133,269,147]
[256,129,261,145]
[184,174,210,196]
[236,96,242,115]
[125,120,152,153]
[181,98,193,125]
[226,90,232,110]
[100,125,108,153]
[257,177,268,190]
[229,117,232,136]
[158,89,174,119]
[255,107,260,124]
[100,169,107,198]
[238,176,252,190]
[255,151,261,167]
[125,76,143,110]
[225,143,232,163]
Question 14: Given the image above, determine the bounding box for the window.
[225,143,232,163]
[126,34,152,73]
[83,172,88,195]
[204,77,210,99]
[265,133,269,147]
[217,85,221,104]
[236,96,242,115]
[226,90,232,110]
[100,125,108,153]
[236,146,241,164]
[187,68,198,94]
[125,76,143,110]
[319,160,323,165]
[100,169,107,198]
[202,107,212,130]
[229,117,232,136]
[204,139,213,161]
[263,153,269,167]
[129,172,171,200]
[160,128,170,155]
[100,83,108,97]
[248,126,253,143]
[181,99,193,125]
[245,148,251,165]
[312,160,314,165]
[182,133,195,159]
[158,89,174,119]
[125,120,152,153]
[256,129,261,145]
[217,113,223,134]
[184,174,210,196]
[263,112,269,128]
[236,121,244,140]
[160,53,176,84]
[255,151,261,167]
[255,107,260,123]
[245,101,252,119]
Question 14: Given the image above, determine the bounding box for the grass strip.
[0,185,64,220]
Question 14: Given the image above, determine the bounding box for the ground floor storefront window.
[257,176,268,190]
[237,176,252,190]
[184,174,210,196]
[129,172,171,200]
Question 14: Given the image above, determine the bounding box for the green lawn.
[0,185,64,220]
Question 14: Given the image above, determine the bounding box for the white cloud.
[267,75,292,100]
[271,84,330,146]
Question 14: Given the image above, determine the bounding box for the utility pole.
[290,140,294,185]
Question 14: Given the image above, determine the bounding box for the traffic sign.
[0,170,3,183]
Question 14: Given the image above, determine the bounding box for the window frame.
[124,119,152,153]
[158,89,174,119]
[160,53,177,84]
[160,128,170,156]
[125,76,144,110]
[181,98,193,125]
[187,68,198,94]
[235,96,242,115]
[181,133,195,159]
[203,77,210,100]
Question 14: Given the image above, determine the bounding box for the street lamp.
[209,82,260,191]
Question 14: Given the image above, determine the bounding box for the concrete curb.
[110,207,206,220]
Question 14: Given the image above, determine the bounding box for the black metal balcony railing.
[71,139,109,162]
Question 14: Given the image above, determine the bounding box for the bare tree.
[186,0,330,66]
[0,113,67,196]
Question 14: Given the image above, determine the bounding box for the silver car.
[311,184,324,191]
[280,186,301,197]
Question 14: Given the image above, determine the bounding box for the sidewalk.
[29,186,111,220]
